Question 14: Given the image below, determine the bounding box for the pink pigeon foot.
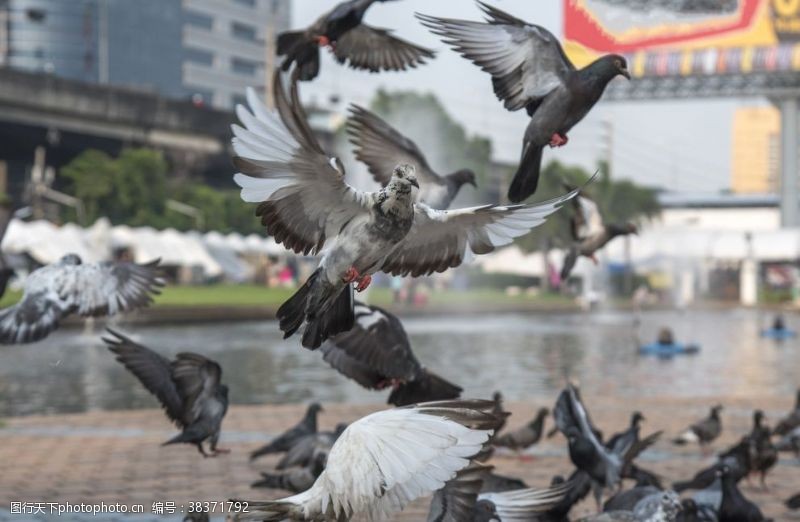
[549,133,569,147]
[342,267,360,284]
[355,274,372,293]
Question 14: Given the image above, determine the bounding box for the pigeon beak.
[620,67,631,80]
[409,177,419,189]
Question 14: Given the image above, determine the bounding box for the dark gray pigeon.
[773,388,800,436]
[275,423,347,470]
[233,70,580,349]
[252,451,328,493]
[673,405,723,453]
[418,2,629,202]
[492,407,549,454]
[277,0,434,81]
[0,255,163,344]
[718,465,766,522]
[104,329,228,457]
[560,186,637,281]
[250,403,323,461]
[346,105,476,209]
[319,302,462,406]
[553,385,659,511]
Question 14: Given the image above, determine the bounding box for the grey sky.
[292,0,758,193]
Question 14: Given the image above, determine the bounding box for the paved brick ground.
[1,395,799,520]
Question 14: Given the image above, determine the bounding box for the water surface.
[1,308,797,417]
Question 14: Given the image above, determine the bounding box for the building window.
[185,47,213,66]
[231,57,259,76]
[185,10,213,30]
[231,21,257,42]
[234,0,256,6]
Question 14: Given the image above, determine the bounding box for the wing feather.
[333,25,435,73]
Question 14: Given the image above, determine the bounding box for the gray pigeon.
[319,302,462,406]
[554,385,659,510]
[418,2,629,202]
[277,0,434,81]
[492,407,549,454]
[250,403,323,461]
[276,423,347,470]
[0,254,163,344]
[104,329,229,457]
[561,187,637,281]
[672,405,723,453]
[346,105,476,209]
[252,451,328,493]
[233,70,579,349]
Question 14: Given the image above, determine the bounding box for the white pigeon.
[0,254,163,344]
[232,69,580,349]
[234,399,501,521]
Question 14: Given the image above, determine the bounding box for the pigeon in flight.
[346,105,476,209]
[277,0,434,81]
[560,185,637,281]
[250,403,323,461]
[0,255,163,344]
[104,329,229,457]
[319,302,462,406]
[232,71,580,349]
[234,400,500,521]
[673,405,723,453]
[418,2,630,202]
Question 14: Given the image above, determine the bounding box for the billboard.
[564,0,800,77]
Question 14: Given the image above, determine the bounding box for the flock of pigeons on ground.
[1,0,798,520]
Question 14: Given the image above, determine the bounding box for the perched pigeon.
[418,2,629,202]
[717,465,766,522]
[672,437,751,494]
[346,105,477,209]
[747,410,777,489]
[232,71,580,349]
[277,0,433,81]
[560,186,637,281]
[673,405,723,453]
[320,302,462,406]
[773,388,800,436]
[276,423,347,470]
[234,400,500,521]
[251,451,328,494]
[0,255,163,344]
[553,385,659,510]
[104,329,229,457]
[250,403,323,461]
[492,407,549,454]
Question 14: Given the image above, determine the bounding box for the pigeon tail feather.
[508,144,543,203]
[388,368,462,406]
[301,284,354,349]
[278,269,319,340]
[560,246,579,281]
[277,31,320,82]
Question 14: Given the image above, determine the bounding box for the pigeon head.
[59,254,83,266]
[711,404,723,417]
[389,163,419,191]
[536,407,549,418]
[308,402,323,415]
[334,423,348,437]
[753,409,765,426]
[550,474,565,486]
[608,222,637,237]
[632,411,645,426]
[590,54,631,82]
[493,391,503,403]
[449,168,477,188]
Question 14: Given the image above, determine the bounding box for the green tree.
[60,150,115,223]
[114,149,169,227]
